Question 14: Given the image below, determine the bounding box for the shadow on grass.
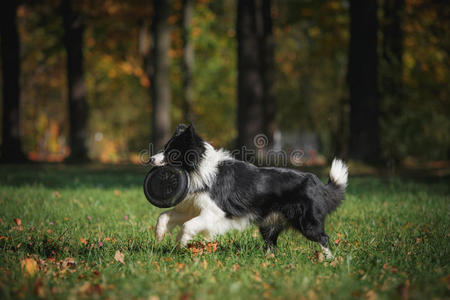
[0,163,149,189]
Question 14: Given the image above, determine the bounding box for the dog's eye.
[176,124,187,134]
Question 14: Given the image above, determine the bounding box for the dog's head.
[150,124,206,172]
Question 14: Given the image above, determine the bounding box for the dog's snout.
[150,152,165,166]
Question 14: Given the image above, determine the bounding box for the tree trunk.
[381,0,405,163]
[0,1,28,162]
[261,0,276,147]
[382,0,404,102]
[62,0,89,162]
[149,0,172,150]
[237,0,265,150]
[182,0,194,124]
[348,0,380,163]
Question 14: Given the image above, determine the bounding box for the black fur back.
[209,160,345,221]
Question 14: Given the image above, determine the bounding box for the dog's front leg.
[155,210,188,242]
[177,214,211,247]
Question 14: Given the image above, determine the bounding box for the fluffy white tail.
[329,158,348,188]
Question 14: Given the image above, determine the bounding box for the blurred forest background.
[0,0,448,167]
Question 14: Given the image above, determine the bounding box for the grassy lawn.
[0,164,448,299]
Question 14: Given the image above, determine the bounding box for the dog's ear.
[187,124,196,135]
[176,124,187,135]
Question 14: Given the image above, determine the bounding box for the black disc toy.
[143,165,189,208]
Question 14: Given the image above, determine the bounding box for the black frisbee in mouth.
[143,165,189,208]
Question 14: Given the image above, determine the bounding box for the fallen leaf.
[202,259,208,270]
[233,264,239,271]
[114,250,125,264]
[54,191,62,198]
[114,190,120,196]
[330,259,340,267]
[21,258,39,276]
[365,290,377,300]
[176,263,186,272]
[397,280,410,300]
[62,257,75,268]
[314,251,324,262]
[180,292,192,300]
[80,238,88,245]
[34,277,45,297]
[14,218,21,226]
[253,271,262,282]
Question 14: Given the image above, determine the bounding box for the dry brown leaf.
[176,263,186,272]
[14,218,21,226]
[21,258,39,276]
[34,277,45,297]
[62,257,75,269]
[202,259,208,270]
[253,271,262,282]
[365,290,377,300]
[233,264,239,271]
[114,250,125,264]
[330,259,339,267]
[314,251,324,262]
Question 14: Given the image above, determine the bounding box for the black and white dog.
[150,124,348,258]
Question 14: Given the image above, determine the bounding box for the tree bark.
[382,0,404,102]
[237,0,265,150]
[62,0,89,162]
[348,0,380,163]
[182,0,194,124]
[261,0,276,147]
[0,1,28,162]
[150,0,172,150]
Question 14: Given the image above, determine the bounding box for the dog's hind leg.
[290,214,334,259]
[259,225,284,254]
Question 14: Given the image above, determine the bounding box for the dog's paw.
[321,245,334,260]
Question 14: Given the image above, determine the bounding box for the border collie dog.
[150,124,348,258]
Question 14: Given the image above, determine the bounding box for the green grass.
[0,164,449,299]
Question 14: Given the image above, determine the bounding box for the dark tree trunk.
[261,0,276,146]
[62,0,89,162]
[382,0,404,102]
[348,0,380,163]
[148,0,172,150]
[381,0,405,164]
[237,0,265,150]
[182,0,194,124]
[0,1,28,162]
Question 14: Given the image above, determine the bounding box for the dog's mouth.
[150,152,166,166]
